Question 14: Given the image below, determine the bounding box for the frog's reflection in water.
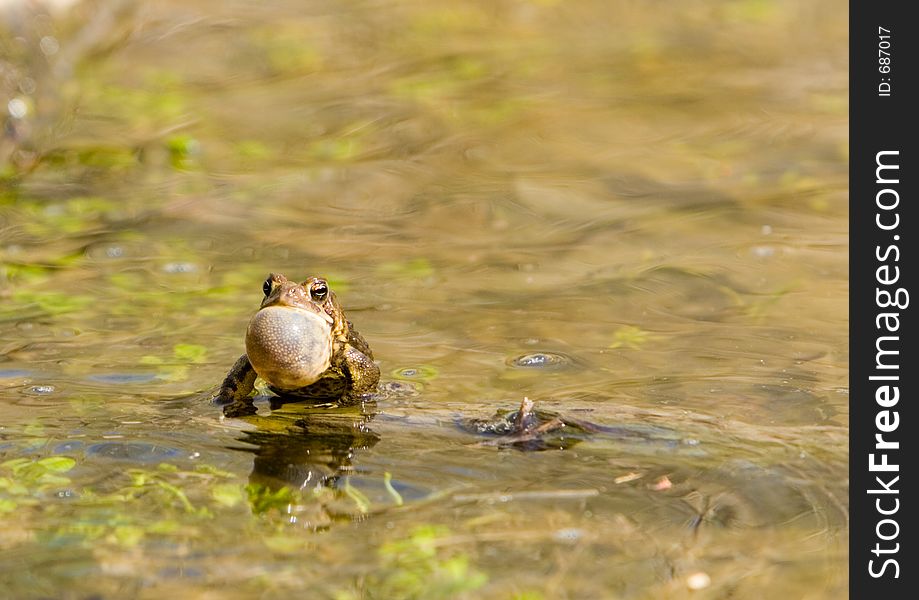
[228,399,379,523]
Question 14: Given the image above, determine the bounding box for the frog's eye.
[262,277,273,297]
[311,281,329,301]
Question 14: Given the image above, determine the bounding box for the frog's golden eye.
[262,277,273,297]
[311,281,329,301]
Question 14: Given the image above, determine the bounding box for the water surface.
[2,0,848,597]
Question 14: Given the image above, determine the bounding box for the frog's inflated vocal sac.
[216,273,379,412]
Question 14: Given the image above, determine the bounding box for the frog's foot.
[339,388,382,408]
[221,398,258,418]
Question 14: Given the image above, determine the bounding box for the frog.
[460,397,674,451]
[216,273,380,416]
[460,397,593,450]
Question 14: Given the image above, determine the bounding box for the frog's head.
[244,273,347,390]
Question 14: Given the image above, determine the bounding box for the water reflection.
[227,401,380,522]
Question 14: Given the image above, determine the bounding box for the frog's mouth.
[289,302,334,325]
[245,306,334,390]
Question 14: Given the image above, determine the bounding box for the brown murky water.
[2,0,847,598]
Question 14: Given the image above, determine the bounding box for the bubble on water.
[553,528,583,543]
[507,352,572,369]
[18,77,36,95]
[686,572,711,590]
[29,385,55,394]
[8,98,28,119]
[391,366,438,381]
[40,36,60,56]
[163,262,197,274]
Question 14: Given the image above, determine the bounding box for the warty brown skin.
[216,274,380,416]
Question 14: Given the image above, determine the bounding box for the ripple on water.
[13,391,61,408]
[86,442,183,462]
[28,385,56,394]
[390,366,439,382]
[376,380,422,397]
[53,441,86,454]
[13,385,59,407]
[335,474,430,505]
[86,373,159,384]
[0,369,33,379]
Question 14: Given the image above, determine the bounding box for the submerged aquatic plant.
[0,456,246,549]
[336,525,488,600]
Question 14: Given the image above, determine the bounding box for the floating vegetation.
[9,288,94,316]
[377,258,436,280]
[138,343,210,382]
[172,343,208,364]
[608,325,652,349]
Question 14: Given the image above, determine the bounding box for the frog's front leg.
[342,347,380,402]
[215,354,258,416]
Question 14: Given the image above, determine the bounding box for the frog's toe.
[223,399,258,418]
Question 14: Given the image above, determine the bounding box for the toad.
[216,273,379,415]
